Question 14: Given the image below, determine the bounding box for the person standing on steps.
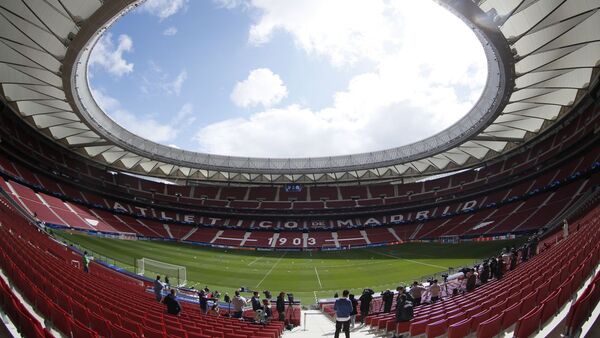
[154,275,164,302]
[333,290,352,338]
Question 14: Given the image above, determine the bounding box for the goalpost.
[118,232,137,240]
[439,235,460,244]
[136,258,187,287]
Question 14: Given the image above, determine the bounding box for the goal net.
[439,235,460,244]
[136,258,187,287]
[118,232,137,240]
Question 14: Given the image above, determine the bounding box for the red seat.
[102,309,122,326]
[89,312,112,338]
[72,301,91,327]
[447,313,466,326]
[121,317,142,336]
[165,325,187,338]
[540,290,560,324]
[565,284,595,337]
[395,320,411,335]
[187,332,211,338]
[203,329,224,338]
[111,323,138,338]
[425,319,448,338]
[35,293,52,320]
[143,318,165,332]
[520,291,537,315]
[50,304,72,336]
[72,320,99,338]
[409,319,429,336]
[514,306,542,338]
[447,318,472,338]
[501,302,521,330]
[142,327,167,338]
[535,282,550,303]
[470,309,490,332]
[476,313,503,338]
[224,333,247,338]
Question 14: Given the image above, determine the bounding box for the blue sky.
[89,0,487,158]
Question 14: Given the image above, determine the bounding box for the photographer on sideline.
[359,289,374,323]
[276,292,286,321]
[382,289,394,313]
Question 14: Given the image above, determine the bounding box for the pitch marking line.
[247,256,264,266]
[256,252,286,288]
[314,266,322,288]
[366,250,447,269]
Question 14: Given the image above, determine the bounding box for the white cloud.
[214,0,248,9]
[163,26,178,36]
[230,68,288,108]
[195,1,487,157]
[89,33,134,77]
[140,63,188,96]
[246,0,398,67]
[166,71,188,96]
[140,0,189,20]
[92,88,195,143]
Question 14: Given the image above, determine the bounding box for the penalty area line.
[247,256,264,266]
[255,252,286,288]
[314,266,322,288]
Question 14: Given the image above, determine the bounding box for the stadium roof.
[0,0,598,184]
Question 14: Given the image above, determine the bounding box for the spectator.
[164,276,170,289]
[82,251,91,273]
[382,289,394,313]
[231,291,248,319]
[213,290,221,300]
[510,248,518,270]
[262,298,272,320]
[334,292,339,298]
[276,292,286,321]
[198,289,208,314]
[489,257,498,279]
[395,286,413,310]
[349,293,358,328]
[410,282,426,306]
[496,256,504,279]
[393,294,413,338]
[264,290,272,300]
[480,260,490,284]
[466,269,477,292]
[359,290,373,323]
[333,290,352,338]
[162,289,181,315]
[208,303,220,316]
[429,280,441,303]
[251,291,262,312]
[154,275,164,302]
[224,293,232,316]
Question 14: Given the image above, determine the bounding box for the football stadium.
[0,0,599,338]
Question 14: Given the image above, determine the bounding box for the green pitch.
[55,230,523,303]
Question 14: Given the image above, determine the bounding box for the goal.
[439,235,460,244]
[118,232,137,240]
[136,258,187,286]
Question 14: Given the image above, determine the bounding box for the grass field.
[55,231,523,303]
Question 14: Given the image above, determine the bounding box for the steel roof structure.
[0,0,598,184]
